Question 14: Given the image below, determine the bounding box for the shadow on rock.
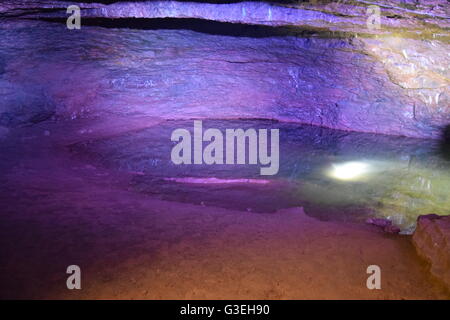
[438,125,450,161]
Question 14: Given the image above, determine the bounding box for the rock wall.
[0,1,448,138]
[413,214,450,289]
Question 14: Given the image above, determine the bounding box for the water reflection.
[70,119,450,233]
[327,161,372,181]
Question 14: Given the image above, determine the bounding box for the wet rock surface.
[366,217,401,234]
[413,214,450,289]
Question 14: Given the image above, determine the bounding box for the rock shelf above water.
[0,1,449,139]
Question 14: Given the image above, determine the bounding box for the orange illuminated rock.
[412,214,450,289]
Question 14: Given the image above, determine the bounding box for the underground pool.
[70,119,450,233]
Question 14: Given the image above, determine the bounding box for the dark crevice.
[37,17,340,38]
[439,124,450,160]
[47,0,313,4]
[385,14,404,19]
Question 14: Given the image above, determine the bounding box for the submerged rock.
[412,214,450,289]
[366,217,401,234]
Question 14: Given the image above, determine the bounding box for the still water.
[71,119,450,233]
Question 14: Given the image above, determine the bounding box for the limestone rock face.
[413,214,450,289]
[2,0,449,34]
[0,80,55,127]
[0,1,448,138]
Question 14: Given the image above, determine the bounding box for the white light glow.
[328,161,370,181]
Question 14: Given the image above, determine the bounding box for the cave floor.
[0,116,449,299]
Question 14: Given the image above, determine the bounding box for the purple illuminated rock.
[0,1,448,137]
[0,80,55,126]
[366,218,401,234]
[2,1,449,33]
